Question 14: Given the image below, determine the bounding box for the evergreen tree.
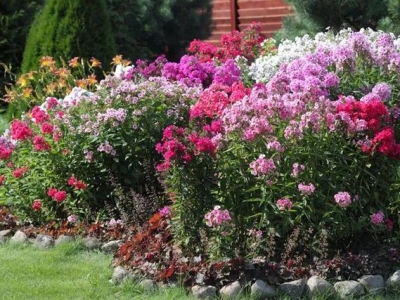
[378,0,400,36]
[276,0,389,42]
[0,0,43,99]
[22,0,116,73]
[106,0,212,62]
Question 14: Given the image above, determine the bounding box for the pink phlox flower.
[277,198,293,210]
[67,214,78,223]
[291,163,305,177]
[334,191,352,208]
[249,154,276,176]
[205,206,231,227]
[298,183,316,195]
[108,218,123,228]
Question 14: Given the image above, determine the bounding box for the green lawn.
[0,240,192,300]
[0,239,400,300]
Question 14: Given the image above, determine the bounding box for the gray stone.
[191,285,217,299]
[10,230,28,243]
[101,240,121,253]
[82,237,101,250]
[0,229,12,237]
[55,235,74,245]
[251,279,276,299]
[306,276,335,299]
[334,281,365,299]
[0,236,6,244]
[386,270,400,289]
[139,279,156,291]
[278,279,306,299]
[34,234,54,249]
[219,281,242,299]
[111,266,129,284]
[358,275,385,294]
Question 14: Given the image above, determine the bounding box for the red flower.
[13,166,28,178]
[46,97,59,110]
[53,191,67,202]
[385,219,394,232]
[67,176,77,186]
[33,136,51,151]
[74,181,87,190]
[32,200,42,211]
[31,106,49,124]
[67,176,87,189]
[0,146,12,160]
[47,188,58,197]
[10,120,33,141]
[41,122,54,135]
[0,175,5,186]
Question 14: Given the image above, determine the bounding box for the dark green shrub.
[22,0,116,73]
[276,0,389,42]
[378,0,400,36]
[106,0,212,62]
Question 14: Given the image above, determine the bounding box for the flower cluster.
[334,191,353,208]
[13,166,28,178]
[298,183,316,195]
[249,154,276,176]
[204,206,231,227]
[67,176,87,190]
[277,198,293,210]
[188,22,264,63]
[159,206,171,218]
[47,188,67,202]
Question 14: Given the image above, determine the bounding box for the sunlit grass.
[0,239,400,299]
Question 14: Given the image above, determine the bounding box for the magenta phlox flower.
[205,206,231,227]
[334,191,352,208]
[159,206,171,218]
[370,211,385,224]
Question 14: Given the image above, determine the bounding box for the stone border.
[3,230,400,299]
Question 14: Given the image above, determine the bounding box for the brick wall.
[205,0,293,45]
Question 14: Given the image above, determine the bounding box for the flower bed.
[1,24,400,289]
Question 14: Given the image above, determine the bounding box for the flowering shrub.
[0,68,202,224]
[158,28,400,259]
